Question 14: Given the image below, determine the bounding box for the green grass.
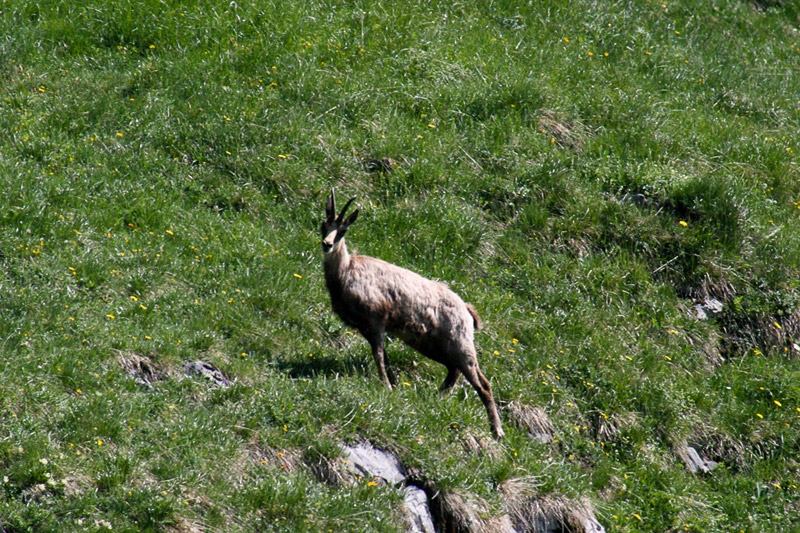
[2,0,800,531]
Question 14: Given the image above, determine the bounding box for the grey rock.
[341,443,435,533]
[694,298,724,320]
[334,442,606,533]
[678,445,718,474]
[402,486,436,533]
[620,193,650,207]
[694,304,708,320]
[704,298,724,314]
[342,442,406,485]
[183,361,229,388]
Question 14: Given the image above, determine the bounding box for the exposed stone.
[694,298,724,320]
[341,442,405,485]
[676,444,718,474]
[402,485,436,533]
[619,193,651,208]
[316,442,606,533]
[335,442,435,533]
[183,361,229,388]
[694,304,708,320]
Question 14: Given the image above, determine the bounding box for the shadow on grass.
[275,347,427,383]
[275,353,374,380]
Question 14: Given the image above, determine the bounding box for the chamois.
[320,188,504,439]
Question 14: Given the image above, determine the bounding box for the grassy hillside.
[2,0,800,531]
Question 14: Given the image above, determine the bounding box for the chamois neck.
[323,237,351,276]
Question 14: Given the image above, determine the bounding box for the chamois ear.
[343,208,359,228]
[326,188,336,222]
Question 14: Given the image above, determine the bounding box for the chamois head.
[321,188,359,254]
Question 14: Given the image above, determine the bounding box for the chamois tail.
[466,303,482,331]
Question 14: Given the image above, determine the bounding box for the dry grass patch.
[508,403,555,444]
[537,109,589,151]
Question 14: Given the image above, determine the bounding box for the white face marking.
[321,229,338,252]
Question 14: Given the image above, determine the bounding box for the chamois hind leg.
[460,359,505,439]
[364,325,395,389]
[439,366,461,396]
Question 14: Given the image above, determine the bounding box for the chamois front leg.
[460,359,505,440]
[365,325,395,389]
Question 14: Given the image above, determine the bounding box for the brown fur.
[320,189,504,438]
